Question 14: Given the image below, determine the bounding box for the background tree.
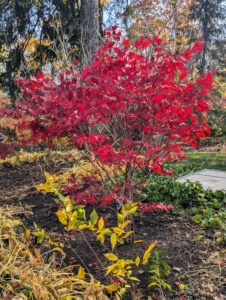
[0,0,80,99]
[80,0,100,66]
[0,0,37,100]
[107,0,201,54]
[190,0,226,76]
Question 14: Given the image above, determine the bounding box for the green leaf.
[148,282,159,288]
[90,209,98,226]
[33,222,42,232]
[128,276,140,281]
[37,229,46,243]
[119,287,126,295]
[117,237,124,244]
[117,213,124,224]
[73,220,85,228]
[192,214,203,224]
[216,237,222,243]
[77,208,86,219]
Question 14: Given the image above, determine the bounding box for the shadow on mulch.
[0,162,226,300]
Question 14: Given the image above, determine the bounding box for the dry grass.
[0,205,109,300]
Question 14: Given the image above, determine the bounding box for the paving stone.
[177,169,226,191]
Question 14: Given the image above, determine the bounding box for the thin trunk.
[200,0,208,75]
[80,0,99,66]
[171,0,178,54]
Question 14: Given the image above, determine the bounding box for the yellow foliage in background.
[0,91,32,142]
[99,0,109,6]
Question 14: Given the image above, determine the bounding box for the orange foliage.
[0,92,31,141]
[129,0,201,53]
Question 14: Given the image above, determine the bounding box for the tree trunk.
[80,0,99,66]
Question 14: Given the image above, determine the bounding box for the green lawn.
[177,152,226,171]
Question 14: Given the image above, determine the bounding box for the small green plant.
[140,173,206,208]
[192,207,225,229]
[215,231,226,244]
[189,189,226,231]
[147,250,171,297]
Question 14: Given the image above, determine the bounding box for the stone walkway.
[177,169,226,191]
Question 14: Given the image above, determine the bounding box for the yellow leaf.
[79,224,89,230]
[110,233,118,250]
[25,229,31,238]
[48,239,59,247]
[44,171,56,182]
[135,256,140,267]
[112,227,124,236]
[100,0,109,6]
[104,253,118,261]
[122,202,138,213]
[115,294,121,300]
[98,216,104,230]
[56,209,67,225]
[77,266,85,280]
[53,247,66,258]
[129,206,138,215]
[114,269,125,276]
[142,242,156,265]
[123,259,134,265]
[134,240,144,244]
[97,228,111,235]
[64,197,73,212]
[118,220,131,230]
[36,182,56,192]
[105,283,120,292]
[67,222,75,231]
[179,283,185,290]
[97,233,105,244]
[122,231,133,239]
[66,211,78,231]
[117,259,125,270]
[148,282,159,288]
[106,262,118,275]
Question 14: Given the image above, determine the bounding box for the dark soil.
[0,159,226,300]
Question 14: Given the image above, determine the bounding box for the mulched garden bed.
[0,160,226,300]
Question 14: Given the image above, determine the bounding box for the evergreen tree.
[190,0,226,76]
[0,0,104,101]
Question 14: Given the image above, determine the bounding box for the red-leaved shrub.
[2,27,213,212]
